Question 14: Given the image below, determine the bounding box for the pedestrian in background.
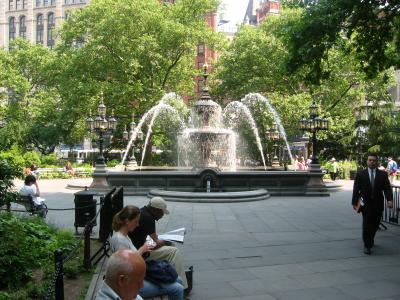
[386,157,398,184]
[328,158,338,181]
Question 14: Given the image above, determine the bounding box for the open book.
[159,227,186,244]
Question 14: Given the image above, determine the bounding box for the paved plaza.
[12,178,400,300]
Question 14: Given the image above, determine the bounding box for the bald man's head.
[105,250,146,300]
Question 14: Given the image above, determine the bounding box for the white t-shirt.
[19,184,45,205]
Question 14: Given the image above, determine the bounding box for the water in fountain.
[121,91,291,170]
[178,127,236,171]
[242,93,293,161]
[178,91,237,171]
[223,101,267,170]
[121,94,185,166]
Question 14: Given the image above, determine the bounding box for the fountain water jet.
[242,93,293,162]
[223,101,267,170]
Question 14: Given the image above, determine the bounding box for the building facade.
[243,0,280,26]
[0,0,88,50]
[1,0,215,97]
[195,12,217,94]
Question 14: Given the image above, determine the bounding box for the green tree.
[55,0,223,127]
[285,0,400,82]
[213,7,398,161]
[0,39,63,154]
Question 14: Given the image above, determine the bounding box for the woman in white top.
[110,205,184,300]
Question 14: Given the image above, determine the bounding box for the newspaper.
[159,227,186,243]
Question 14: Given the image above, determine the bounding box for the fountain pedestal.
[271,157,280,168]
[126,157,138,171]
[90,164,110,189]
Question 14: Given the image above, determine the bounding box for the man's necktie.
[371,170,375,190]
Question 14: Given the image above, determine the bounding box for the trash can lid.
[74,186,97,196]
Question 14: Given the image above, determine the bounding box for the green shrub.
[107,159,120,167]
[23,151,41,168]
[0,158,22,207]
[64,258,81,279]
[41,154,59,166]
[0,146,25,172]
[0,213,77,290]
[25,282,45,299]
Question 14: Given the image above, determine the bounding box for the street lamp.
[122,112,143,170]
[266,122,280,167]
[354,103,369,169]
[86,93,117,166]
[299,101,329,170]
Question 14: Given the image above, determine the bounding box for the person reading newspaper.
[129,197,188,290]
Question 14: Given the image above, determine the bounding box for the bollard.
[84,212,92,269]
[54,249,64,300]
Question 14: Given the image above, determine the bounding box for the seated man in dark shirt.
[129,197,188,289]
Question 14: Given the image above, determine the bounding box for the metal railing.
[382,184,400,225]
[43,186,124,300]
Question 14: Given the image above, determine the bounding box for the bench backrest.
[17,195,35,212]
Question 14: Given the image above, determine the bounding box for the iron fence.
[382,184,400,225]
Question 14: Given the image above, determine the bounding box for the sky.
[218,0,249,32]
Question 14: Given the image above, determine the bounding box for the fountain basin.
[99,168,329,199]
[148,189,270,203]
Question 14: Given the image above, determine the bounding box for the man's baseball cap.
[149,197,169,215]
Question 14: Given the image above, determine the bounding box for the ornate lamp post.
[86,93,117,166]
[267,122,280,167]
[299,101,329,171]
[122,113,143,170]
[354,101,369,169]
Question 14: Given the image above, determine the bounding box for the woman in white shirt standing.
[110,205,184,300]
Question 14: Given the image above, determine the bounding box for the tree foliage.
[56,0,222,118]
[213,7,399,161]
[285,0,400,82]
[0,39,62,154]
[0,0,223,155]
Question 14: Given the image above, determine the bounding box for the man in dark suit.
[352,153,393,255]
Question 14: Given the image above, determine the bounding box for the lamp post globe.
[86,94,117,167]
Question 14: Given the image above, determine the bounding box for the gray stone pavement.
[11,178,400,300]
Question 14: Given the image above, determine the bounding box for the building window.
[65,11,71,20]
[16,0,21,9]
[51,0,56,5]
[43,0,48,6]
[9,17,16,42]
[23,0,27,8]
[19,16,26,39]
[47,12,55,48]
[197,44,205,55]
[9,0,14,10]
[36,0,41,7]
[36,14,44,44]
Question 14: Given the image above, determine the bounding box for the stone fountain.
[92,67,328,201]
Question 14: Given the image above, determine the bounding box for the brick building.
[243,0,280,26]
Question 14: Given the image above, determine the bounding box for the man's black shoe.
[364,247,371,255]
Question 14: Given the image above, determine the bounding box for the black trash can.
[74,187,97,233]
